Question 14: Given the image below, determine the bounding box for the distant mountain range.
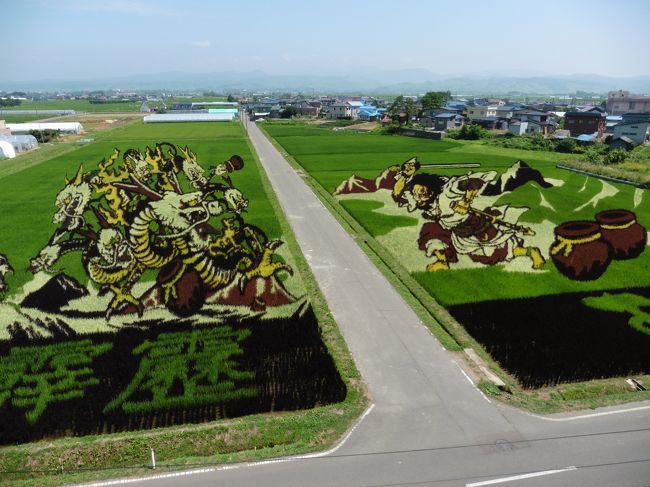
[2,69,650,95]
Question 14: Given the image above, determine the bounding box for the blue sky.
[2,0,649,81]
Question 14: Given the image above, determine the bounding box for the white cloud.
[191,40,211,49]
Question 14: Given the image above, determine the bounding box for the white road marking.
[248,402,376,466]
[72,468,217,487]
[453,361,492,404]
[466,466,577,486]
[527,404,650,422]
[74,404,376,486]
[455,361,476,386]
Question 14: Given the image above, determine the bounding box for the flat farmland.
[0,120,364,486]
[263,121,650,392]
[1,99,142,112]
[0,121,280,291]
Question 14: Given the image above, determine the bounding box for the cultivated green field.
[264,122,650,306]
[1,99,142,112]
[0,121,281,293]
[262,120,650,403]
[0,114,51,123]
[0,120,366,486]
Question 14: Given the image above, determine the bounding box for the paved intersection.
[106,121,650,487]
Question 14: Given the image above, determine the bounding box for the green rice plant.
[0,340,112,424]
[0,122,283,293]
[339,200,418,236]
[104,327,255,415]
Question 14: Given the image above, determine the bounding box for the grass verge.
[0,124,368,487]
[259,124,650,414]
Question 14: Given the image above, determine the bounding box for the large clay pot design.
[550,221,612,281]
[595,209,647,260]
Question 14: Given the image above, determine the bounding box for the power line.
[2,427,650,476]
[325,426,650,460]
[362,459,650,487]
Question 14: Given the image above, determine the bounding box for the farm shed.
[0,140,16,159]
[0,135,38,152]
[143,113,236,123]
[7,122,84,134]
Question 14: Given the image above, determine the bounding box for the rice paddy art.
[0,142,345,444]
[331,152,649,388]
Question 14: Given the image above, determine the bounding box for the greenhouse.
[0,140,16,159]
[6,122,84,134]
[0,134,38,152]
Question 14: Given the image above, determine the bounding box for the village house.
[508,121,528,136]
[357,106,384,121]
[473,117,505,130]
[465,104,498,121]
[607,90,650,115]
[420,112,464,131]
[564,111,605,137]
[327,101,364,120]
[609,136,635,150]
[622,112,650,123]
[611,120,650,146]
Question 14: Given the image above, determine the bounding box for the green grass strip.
[258,124,461,352]
[0,121,368,487]
[259,123,650,415]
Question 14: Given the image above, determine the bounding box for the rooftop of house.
[434,112,458,119]
[565,111,605,118]
[613,120,650,127]
[576,132,599,142]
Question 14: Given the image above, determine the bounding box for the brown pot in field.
[595,209,647,260]
[550,221,612,281]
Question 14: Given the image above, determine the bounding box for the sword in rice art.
[419,163,481,169]
[453,203,536,236]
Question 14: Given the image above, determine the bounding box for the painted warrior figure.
[403,170,546,272]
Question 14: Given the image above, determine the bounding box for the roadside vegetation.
[261,119,650,413]
[0,120,367,486]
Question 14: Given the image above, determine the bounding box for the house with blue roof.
[357,106,385,121]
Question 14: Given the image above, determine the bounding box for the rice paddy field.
[0,121,281,292]
[0,120,365,485]
[263,121,650,390]
[2,99,142,113]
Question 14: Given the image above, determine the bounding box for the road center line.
[466,466,577,486]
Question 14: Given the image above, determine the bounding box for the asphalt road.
[104,120,650,487]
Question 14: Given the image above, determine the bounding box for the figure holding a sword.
[400,164,547,272]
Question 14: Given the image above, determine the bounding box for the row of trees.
[0,98,22,107]
[386,91,451,125]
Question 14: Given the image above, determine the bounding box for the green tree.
[454,123,485,140]
[29,129,60,143]
[555,137,577,153]
[605,148,628,164]
[404,98,417,125]
[387,95,405,123]
[420,91,451,112]
[280,105,298,118]
[388,96,417,125]
[0,98,21,107]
